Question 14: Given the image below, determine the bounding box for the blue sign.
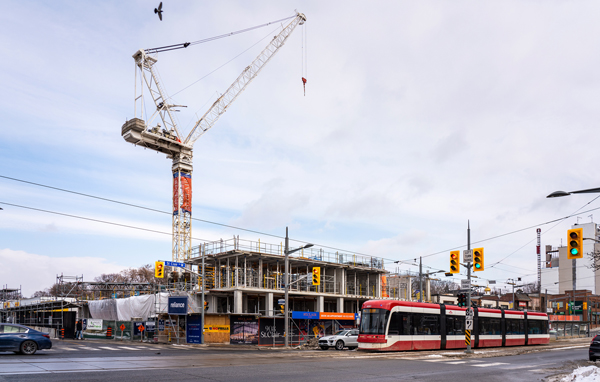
[165,261,186,268]
[186,314,202,344]
[158,319,165,331]
[168,296,188,315]
[292,311,319,320]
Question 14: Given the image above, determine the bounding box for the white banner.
[87,319,103,330]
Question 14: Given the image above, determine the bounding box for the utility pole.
[284,227,289,348]
[201,243,205,344]
[419,257,423,303]
[465,221,473,354]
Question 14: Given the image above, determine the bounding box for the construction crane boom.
[121,11,307,267]
[185,12,306,145]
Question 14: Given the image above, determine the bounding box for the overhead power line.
[2,174,600,280]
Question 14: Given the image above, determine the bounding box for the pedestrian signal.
[473,248,484,272]
[204,301,209,311]
[279,304,285,315]
[450,251,460,274]
[567,228,583,259]
[155,261,165,278]
[312,267,320,286]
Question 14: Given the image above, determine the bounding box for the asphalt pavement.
[0,337,593,381]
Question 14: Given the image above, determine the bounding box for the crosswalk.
[47,344,194,353]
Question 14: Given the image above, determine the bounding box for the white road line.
[422,359,450,362]
[117,346,141,350]
[472,362,508,367]
[75,347,100,351]
[62,347,79,351]
[98,346,119,350]
[445,361,467,364]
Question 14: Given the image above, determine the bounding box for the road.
[0,339,591,381]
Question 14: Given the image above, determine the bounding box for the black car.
[590,335,600,361]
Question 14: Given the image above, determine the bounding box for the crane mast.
[121,12,306,265]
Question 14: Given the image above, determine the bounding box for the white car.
[318,329,359,350]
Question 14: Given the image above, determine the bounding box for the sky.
[2,1,600,298]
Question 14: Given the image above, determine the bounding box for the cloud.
[0,249,127,297]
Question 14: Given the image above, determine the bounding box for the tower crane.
[121,12,306,265]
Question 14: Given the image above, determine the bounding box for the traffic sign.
[164,261,186,268]
[461,279,471,290]
[463,250,473,263]
[465,319,473,330]
[119,324,126,331]
[466,308,474,317]
[278,299,286,305]
[138,324,145,332]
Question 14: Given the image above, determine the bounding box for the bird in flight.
[154,2,163,21]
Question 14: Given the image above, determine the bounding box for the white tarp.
[115,294,155,321]
[88,292,199,321]
[88,299,118,320]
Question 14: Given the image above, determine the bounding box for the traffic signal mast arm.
[184,12,307,145]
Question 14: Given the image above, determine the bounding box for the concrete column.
[234,290,243,314]
[376,274,381,298]
[337,297,344,313]
[259,258,263,288]
[406,276,412,301]
[317,296,325,312]
[426,279,431,302]
[242,294,248,313]
[265,293,273,317]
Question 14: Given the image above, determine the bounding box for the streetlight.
[284,226,313,348]
[547,187,600,198]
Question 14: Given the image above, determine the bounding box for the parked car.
[0,323,52,355]
[319,329,359,350]
[590,335,600,361]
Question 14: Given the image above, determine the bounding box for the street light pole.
[284,228,312,348]
[284,227,289,348]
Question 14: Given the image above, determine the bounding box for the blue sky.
[2,1,600,297]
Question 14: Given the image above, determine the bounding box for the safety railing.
[191,237,385,270]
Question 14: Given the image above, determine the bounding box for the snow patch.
[561,366,600,382]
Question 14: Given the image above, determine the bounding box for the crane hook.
[302,77,307,96]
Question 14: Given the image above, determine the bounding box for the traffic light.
[567,228,583,259]
[457,293,466,307]
[473,248,484,272]
[279,304,285,315]
[450,251,460,274]
[204,301,208,311]
[155,261,165,278]
[312,267,320,286]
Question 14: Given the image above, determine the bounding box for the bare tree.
[587,251,600,271]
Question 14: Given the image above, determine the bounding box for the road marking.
[117,346,141,350]
[472,362,508,367]
[77,347,100,351]
[62,347,79,351]
[423,359,450,362]
[98,346,120,350]
[445,361,467,364]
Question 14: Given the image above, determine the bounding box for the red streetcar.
[358,300,549,351]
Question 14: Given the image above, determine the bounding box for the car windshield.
[360,308,390,335]
[334,330,349,336]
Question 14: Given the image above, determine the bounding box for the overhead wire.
[2,173,600,282]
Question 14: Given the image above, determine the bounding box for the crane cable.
[144,14,296,54]
[301,23,307,96]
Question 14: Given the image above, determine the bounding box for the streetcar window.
[445,316,464,335]
[412,313,439,335]
[388,312,410,335]
[360,308,390,335]
[506,319,525,335]
[479,318,501,335]
[528,320,548,335]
